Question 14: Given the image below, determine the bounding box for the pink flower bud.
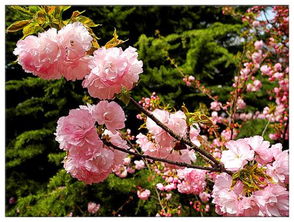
[137,189,151,200]
[254,40,264,50]
[88,202,100,214]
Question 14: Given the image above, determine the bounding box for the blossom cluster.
[14,22,143,99]
[55,100,127,184]
[213,136,289,216]
[14,22,92,80]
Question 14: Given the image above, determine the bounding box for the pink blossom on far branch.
[137,189,151,200]
[87,202,100,214]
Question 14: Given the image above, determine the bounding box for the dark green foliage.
[237,119,275,142]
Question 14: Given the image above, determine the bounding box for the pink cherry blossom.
[137,189,151,200]
[210,101,222,111]
[134,160,145,170]
[14,22,93,81]
[254,40,264,50]
[87,202,100,214]
[156,183,165,191]
[199,192,211,203]
[92,100,125,132]
[14,28,61,79]
[252,21,260,27]
[236,98,246,110]
[55,109,98,151]
[57,22,93,80]
[177,168,206,195]
[64,146,114,184]
[254,184,289,216]
[245,136,273,164]
[252,50,262,64]
[103,130,128,168]
[266,149,289,184]
[274,63,282,71]
[146,109,186,148]
[82,46,143,99]
[260,65,271,75]
[59,56,91,81]
[221,140,254,171]
[58,22,93,61]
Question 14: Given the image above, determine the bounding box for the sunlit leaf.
[6,20,31,32]
[105,29,127,49]
[22,22,42,37]
[10,6,33,15]
[35,10,47,24]
[76,16,100,27]
[70,10,85,20]
[44,6,56,14]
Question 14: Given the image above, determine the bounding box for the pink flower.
[254,40,264,50]
[136,133,157,153]
[87,202,100,214]
[83,46,143,99]
[177,168,206,195]
[274,63,282,72]
[146,109,186,148]
[59,56,91,81]
[92,100,125,133]
[189,126,201,147]
[146,109,172,147]
[156,183,165,191]
[253,79,262,89]
[236,98,246,110]
[134,160,145,170]
[103,130,128,168]
[64,146,114,184]
[137,189,151,200]
[199,192,211,203]
[252,51,262,64]
[55,109,98,151]
[221,140,254,171]
[123,157,131,165]
[58,22,93,61]
[266,149,289,184]
[14,22,93,81]
[245,136,273,164]
[252,21,260,27]
[254,184,289,216]
[260,65,271,75]
[14,28,62,79]
[210,101,222,111]
[57,22,93,80]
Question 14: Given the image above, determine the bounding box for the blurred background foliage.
[6,5,273,216]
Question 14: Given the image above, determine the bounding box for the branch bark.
[101,138,228,173]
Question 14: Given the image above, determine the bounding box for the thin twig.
[101,138,229,174]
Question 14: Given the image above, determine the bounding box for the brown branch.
[101,138,228,173]
[129,97,227,170]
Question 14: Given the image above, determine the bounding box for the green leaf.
[22,22,42,37]
[43,6,56,14]
[10,6,33,15]
[34,10,47,24]
[70,10,85,20]
[6,20,31,32]
[76,15,101,27]
[105,29,127,48]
